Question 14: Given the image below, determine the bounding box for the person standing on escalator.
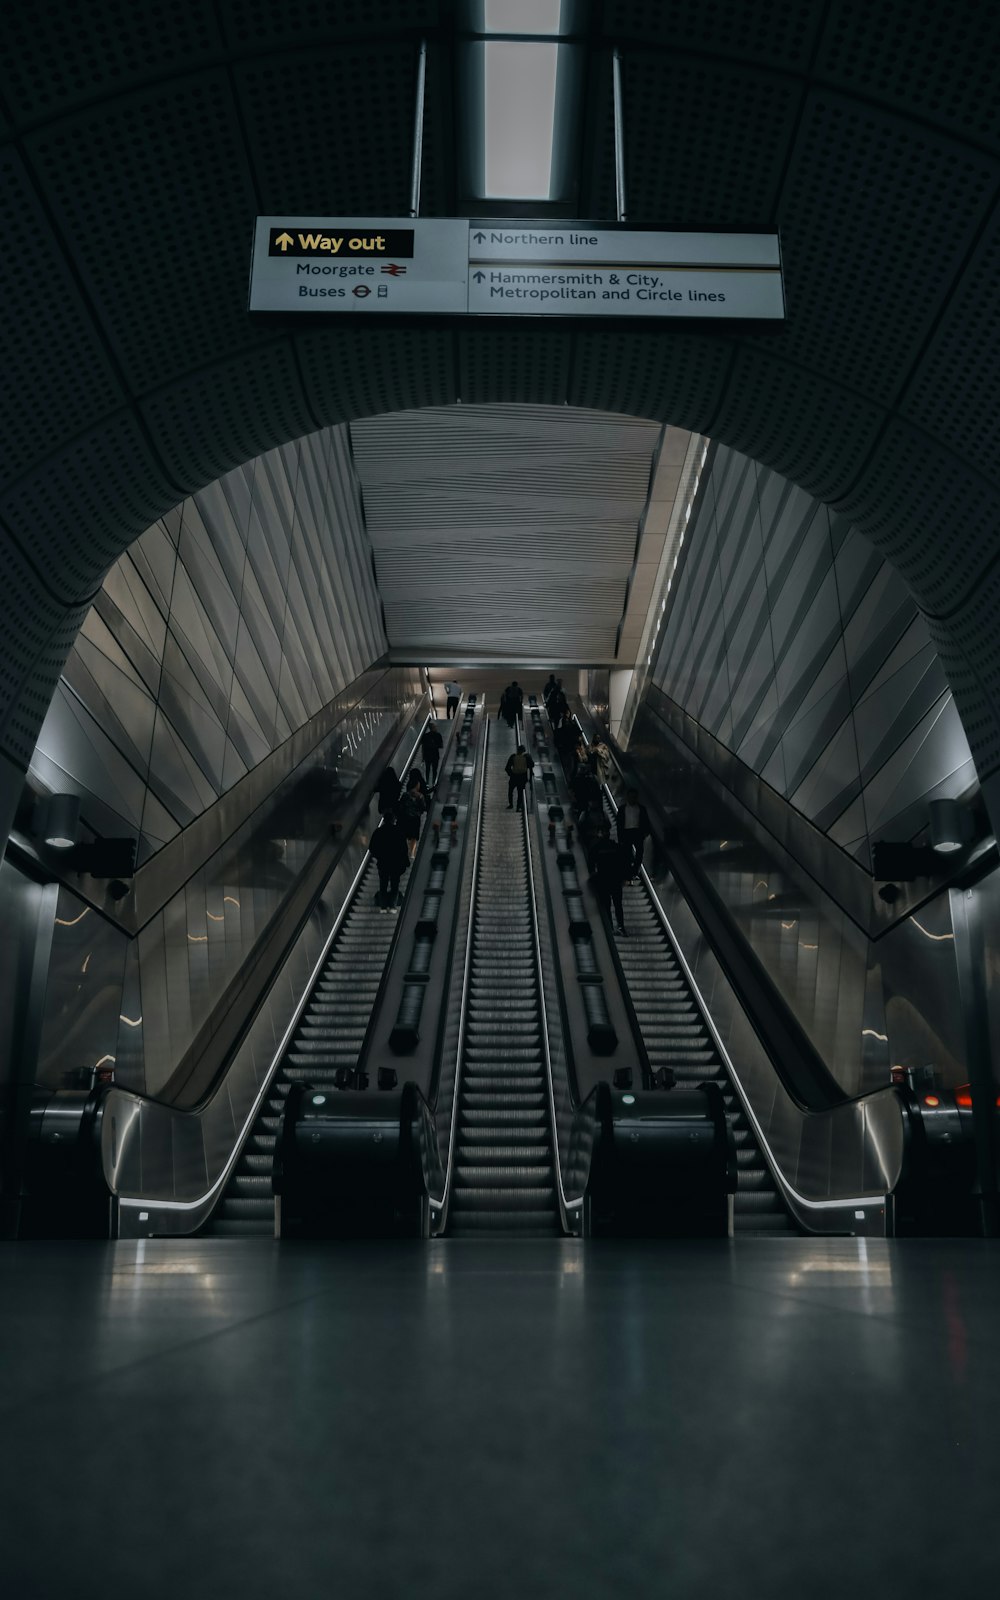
[420,720,444,787]
[505,745,534,812]
[591,821,628,936]
[499,681,522,730]
[588,733,612,788]
[374,765,400,817]
[617,787,651,881]
[369,810,409,912]
[399,770,427,861]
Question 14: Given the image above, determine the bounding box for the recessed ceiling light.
[484,42,559,198]
[484,0,564,34]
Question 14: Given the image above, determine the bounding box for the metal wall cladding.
[32,667,423,1099]
[651,445,977,873]
[30,426,387,867]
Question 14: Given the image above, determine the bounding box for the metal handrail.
[430,710,490,1232]
[520,748,584,1233]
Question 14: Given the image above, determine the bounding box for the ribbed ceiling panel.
[350,405,660,662]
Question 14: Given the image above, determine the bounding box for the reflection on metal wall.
[651,446,977,868]
[33,667,422,1099]
[29,427,387,864]
[628,693,979,1095]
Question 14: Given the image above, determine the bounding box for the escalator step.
[218,1197,273,1218]
[735,1190,788,1212]
[458,1123,550,1142]
[459,1146,553,1163]
[448,1211,559,1234]
[455,1165,555,1187]
[451,1186,556,1209]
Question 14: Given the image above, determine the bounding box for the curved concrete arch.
[2,1,999,838]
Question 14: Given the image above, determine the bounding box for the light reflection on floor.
[1,1236,997,1597]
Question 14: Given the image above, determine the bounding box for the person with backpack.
[617,786,652,880]
[444,680,461,719]
[420,721,444,787]
[504,744,535,812]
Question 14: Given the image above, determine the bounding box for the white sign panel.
[248,216,469,314]
[467,225,783,318]
[468,226,780,265]
[249,218,784,320]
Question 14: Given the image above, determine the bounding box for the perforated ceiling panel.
[0,146,126,492]
[24,72,260,390]
[2,0,1000,843]
[711,350,886,502]
[350,405,660,661]
[234,44,421,218]
[604,0,825,72]
[568,330,730,435]
[813,0,1000,151]
[750,96,998,403]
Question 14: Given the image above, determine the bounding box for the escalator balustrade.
[598,790,792,1234]
[208,853,399,1236]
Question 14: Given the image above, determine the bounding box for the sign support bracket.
[612,48,627,224]
[410,39,428,219]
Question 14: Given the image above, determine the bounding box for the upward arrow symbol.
[473,230,486,243]
[275,232,294,251]
[473,270,485,283]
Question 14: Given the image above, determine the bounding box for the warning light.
[923,1094,940,1108]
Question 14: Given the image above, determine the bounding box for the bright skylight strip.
[483,41,559,198]
[483,0,564,35]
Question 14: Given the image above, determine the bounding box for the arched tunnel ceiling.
[1,0,1000,822]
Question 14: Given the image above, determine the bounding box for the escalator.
[608,857,787,1228]
[208,854,398,1235]
[599,798,793,1234]
[447,720,561,1236]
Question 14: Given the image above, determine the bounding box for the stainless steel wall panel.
[653,446,978,873]
[29,425,387,875]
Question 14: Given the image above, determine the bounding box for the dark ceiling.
[1,0,999,836]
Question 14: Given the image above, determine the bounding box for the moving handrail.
[519,752,582,1235]
[430,713,490,1233]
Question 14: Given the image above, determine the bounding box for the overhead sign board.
[249,218,784,320]
[249,217,469,314]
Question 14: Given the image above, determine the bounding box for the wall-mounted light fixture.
[928,798,975,854]
[41,793,80,849]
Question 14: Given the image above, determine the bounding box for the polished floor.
[1,1237,997,1599]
